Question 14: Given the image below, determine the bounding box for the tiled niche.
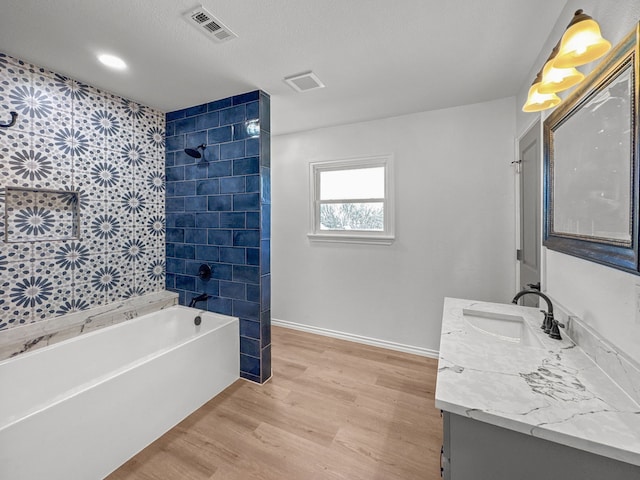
[165,91,271,383]
[0,52,166,330]
[4,187,80,242]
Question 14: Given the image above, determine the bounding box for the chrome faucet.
[511,289,563,340]
[189,293,210,308]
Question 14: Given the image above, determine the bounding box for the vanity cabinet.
[440,412,640,480]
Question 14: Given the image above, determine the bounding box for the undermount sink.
[462,308,543,347]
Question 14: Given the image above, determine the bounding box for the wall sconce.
[522,9,610,112]
[522,71,561,113]
[538,45,584,94]
[554,9,611,68]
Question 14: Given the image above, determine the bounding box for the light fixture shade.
[522,77,561,113]
[538,58,584,94]
[554,10,611,68]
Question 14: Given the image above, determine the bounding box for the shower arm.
[0,111,18,128]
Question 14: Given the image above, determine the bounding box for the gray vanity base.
[442,412,640,480]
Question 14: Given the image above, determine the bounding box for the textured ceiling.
[0,0,567,135]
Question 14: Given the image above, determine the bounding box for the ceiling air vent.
[184,5,237,43]
[284,71,325,93]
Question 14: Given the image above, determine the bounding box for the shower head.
[184,143,207,159]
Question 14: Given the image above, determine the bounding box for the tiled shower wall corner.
[0,52,166,329]
[165,91,271,383]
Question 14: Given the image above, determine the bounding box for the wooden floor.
[108,326,442,480]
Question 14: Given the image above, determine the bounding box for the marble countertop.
[435,297,640,466]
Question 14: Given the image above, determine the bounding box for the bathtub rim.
[0,305,235,367]
[0,290,179,361]
[0,306,239,431]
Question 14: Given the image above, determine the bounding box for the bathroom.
[1,0,640,479]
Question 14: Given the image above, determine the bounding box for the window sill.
[307,233,395,245]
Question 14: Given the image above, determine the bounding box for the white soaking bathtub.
[0,306,239,480]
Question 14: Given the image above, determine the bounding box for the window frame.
[308,154,395,245]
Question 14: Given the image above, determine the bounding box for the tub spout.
[189,293,210,308]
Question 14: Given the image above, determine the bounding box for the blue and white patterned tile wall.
[0,52,166,329]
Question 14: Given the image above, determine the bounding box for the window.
[308,155,394,244]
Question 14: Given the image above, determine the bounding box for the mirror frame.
[543,22,640,274]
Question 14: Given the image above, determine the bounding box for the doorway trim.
[514,115,544,293]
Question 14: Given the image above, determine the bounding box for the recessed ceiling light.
[98,54,127,70]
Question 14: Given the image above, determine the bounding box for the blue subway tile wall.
[165,91,271,383]
[0,52,166,330]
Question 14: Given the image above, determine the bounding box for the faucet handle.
[539,310,548,330]
[549,319,563,340]
[198,264,212,280]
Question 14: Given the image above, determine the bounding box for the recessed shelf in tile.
[4,187,81,243]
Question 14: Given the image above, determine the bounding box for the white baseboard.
[271,318,439,359]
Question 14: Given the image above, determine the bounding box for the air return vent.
[184,5,237,43]
[284,71,325,92]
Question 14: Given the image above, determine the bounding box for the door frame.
[514,115,545,293]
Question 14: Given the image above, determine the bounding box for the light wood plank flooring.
[108,326,442,480]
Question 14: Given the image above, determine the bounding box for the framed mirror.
[544,23,639,274]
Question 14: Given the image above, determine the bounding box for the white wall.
[272,98,515,355]
[516,1,640,364]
